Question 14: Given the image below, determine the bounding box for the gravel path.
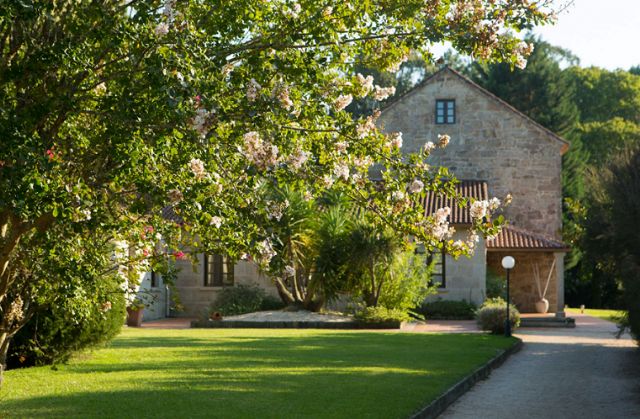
[439,314,640,419]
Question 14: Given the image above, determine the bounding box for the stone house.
[378,66,570,315]
[142,66,569,319]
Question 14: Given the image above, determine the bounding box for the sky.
[534,0,640,70]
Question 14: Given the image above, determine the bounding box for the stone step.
[520,316,576,328]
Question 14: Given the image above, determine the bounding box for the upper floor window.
[436,99,455,124]
[427,247,446,288]
[203,254,234,287]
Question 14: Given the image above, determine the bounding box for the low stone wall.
[487,251,557,313]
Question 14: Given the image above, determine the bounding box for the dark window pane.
[204,254,235,287]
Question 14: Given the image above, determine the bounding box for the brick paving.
[439,314,640,419]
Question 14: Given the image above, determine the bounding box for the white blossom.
[409,179,424,194]
[388,132,403,149]
[356,115,377,138]
[322,6,333,17]
[504,193,513,206]
[387,53,409,73]
[489,197,501,211]
[470,200,489,219]
[256,239,276,264]
[246,78,261,102]
[334,141,348,154]
[356,73,374,97]
[322,175,335,187]
[334,94,353,111]
[155,22,169,37]
[6,296,24,324]
[288,149,308,169]
[392,191,405,201]
[434,207,451,224]
[438,134,450,148]
[373,85,396,101]
[242,131,279,169]
[189,158,207,180]
[424,141,436,153]
[210,216,223,228]
[333,162,350,180]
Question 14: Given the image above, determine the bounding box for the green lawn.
[566,307,625,322]
[1,328,516,419]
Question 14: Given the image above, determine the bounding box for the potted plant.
[533,260,556,314]
[126,299,145,327]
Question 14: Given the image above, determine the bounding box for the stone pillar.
[554,252,565,318]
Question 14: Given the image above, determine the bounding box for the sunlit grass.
[566,307,625,322]
[1,328,516,419]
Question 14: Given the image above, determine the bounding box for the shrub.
[209,285,266,317]
[476,297,520,334]
[486,268,507,299]
[8,279,126,369]
[377,251,435,313]
[353,306,411,323]
[418,299,477,320]
[260,294,287,311]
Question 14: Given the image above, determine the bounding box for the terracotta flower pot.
[535,298,549,314]
[126,307,144,327]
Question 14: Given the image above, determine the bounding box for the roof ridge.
[381,66,570,155]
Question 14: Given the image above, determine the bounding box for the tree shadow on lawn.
[2,333,513,419]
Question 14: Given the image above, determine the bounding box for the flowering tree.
[0,0,553,375]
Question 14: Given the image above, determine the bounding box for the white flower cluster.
[6,296,24,324]
[155,22,169,37]
[373,85,396,101]
[272,82,294,110]
[392,190,405,201]
[256,239,276,264]
[387,132,403,149]
[515,41,535,70]
[266,200,290,221]
[210,216,223,228]
[470,197,501,220]
[353,155,373,170]
[155,0,177,37]
[356,114,377,138]
[428,207,454,241]
[168,188,183,203]
[322,6,333,17]
[189,158,207,180]
[356,73,374,97]
[423,141,436,153]
[247,78,262,102]
[191,108,214,137]
[408,179,424,194]
[284,3,302,18]
[333,162,350,180]
[438,134,450,148]
[288,149,308,169]
[242,131,279,170]
[334,141,348,154]
[334,94,353,111]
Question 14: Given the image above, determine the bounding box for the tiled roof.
[419,180,488,225]
[487,226,570,252]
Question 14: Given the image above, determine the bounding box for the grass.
[566,307,625,322]
[1,328,516,419]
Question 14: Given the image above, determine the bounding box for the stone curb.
[410,338,523,419]
[190,319,404,329]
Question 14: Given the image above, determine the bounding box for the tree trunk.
[0,331,10,388]
[274,278,295,305]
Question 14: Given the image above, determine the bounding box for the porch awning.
[487,226,570,252]
[419,180,488,225]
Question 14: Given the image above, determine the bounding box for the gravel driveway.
[439,314,640,419]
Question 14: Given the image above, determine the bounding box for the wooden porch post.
[554,252,565,318]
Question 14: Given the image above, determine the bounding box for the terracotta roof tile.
[419,180,488,224]
[487,226,569,252]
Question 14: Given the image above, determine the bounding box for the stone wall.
[486,251,558,313]
[379,69,564,239]
[426,230,487,306]
[173,254,278,317]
